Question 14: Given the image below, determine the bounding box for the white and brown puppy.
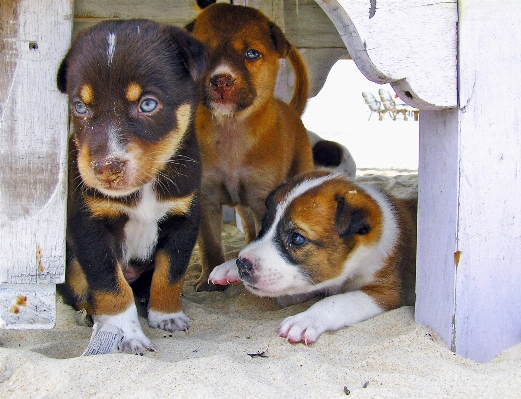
[209,171,417,344]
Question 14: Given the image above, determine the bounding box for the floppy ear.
[56,54,69,93]
[268,22,290,58]
[168,26,208,81]
[334,195,371,238]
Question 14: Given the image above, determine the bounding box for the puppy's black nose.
[236,257,253,279]
[210,74,235,89]
[91,158,126,182]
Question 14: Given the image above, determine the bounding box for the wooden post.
[0,0,72,328]
[417,0,521,362]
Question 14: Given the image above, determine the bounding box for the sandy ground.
[0,167,520,398]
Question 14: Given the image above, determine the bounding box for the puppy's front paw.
[148,309,190,332]
[119,331,155,355]
[194,274,227,292]
[278,312,327,344]
[208,259,241,285]
[92,306,156,355]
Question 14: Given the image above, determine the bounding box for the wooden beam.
[315,0,457,109]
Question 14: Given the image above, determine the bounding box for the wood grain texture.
[0,0,71,327]
[0,0,71,284]
[315,0,457,109]
[72,0,199,37]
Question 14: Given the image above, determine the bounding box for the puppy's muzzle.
[91,158,126,183]
[236,256,254,281]
[210,74,235,99]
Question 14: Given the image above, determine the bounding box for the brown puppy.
[186,3,314,291]
[57,20,207,354]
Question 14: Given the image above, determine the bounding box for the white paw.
[278,311,327,344]
[119,330,155,355]
[148,309,190,332]
[93,305,155,355]
[208,259,240,285]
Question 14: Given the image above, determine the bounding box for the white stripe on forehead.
[263,173,342,240]
[107,33,116,66]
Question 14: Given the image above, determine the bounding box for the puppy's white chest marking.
[123,183,173,263]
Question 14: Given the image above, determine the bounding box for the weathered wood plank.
[72,0,199,37]
[0,0,71,285]
[0,0,72,327]
[315,0,457,109]
[284,0,345,49]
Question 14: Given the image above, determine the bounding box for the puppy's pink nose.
[91,158,126,182]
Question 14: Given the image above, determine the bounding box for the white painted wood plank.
[415,109,459,351]
[0,0,71,312]
[454,0,521,362]
[417,0,521,362]
[315,0,457,109]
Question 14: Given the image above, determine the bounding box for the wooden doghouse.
[0,0,519,363]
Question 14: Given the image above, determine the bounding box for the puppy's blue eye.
[74,101,87,115]
[290,232,307,248]
[139,98,158,113]
[245,49,260,60]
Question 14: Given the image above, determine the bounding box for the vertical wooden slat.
[416,0,521,362]
[454,0,521,361]
[0,0,72,328]
[416,109,460,350]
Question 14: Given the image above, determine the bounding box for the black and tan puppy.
[186,3,314,291]
[57,20,207,354]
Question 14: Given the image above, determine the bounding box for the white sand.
[1,170,520,398]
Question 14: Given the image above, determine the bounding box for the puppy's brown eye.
[290,232,307,248]
[357,224,370,235]
[74,101,87,115]
[139,98,158,113]
[245,49,260,60]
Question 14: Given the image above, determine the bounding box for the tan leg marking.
[91,266,134,316]
[148,251,184,314]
